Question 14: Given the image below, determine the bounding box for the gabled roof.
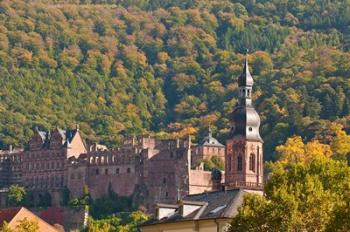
[0,207,59,232]
[142,189,262,227]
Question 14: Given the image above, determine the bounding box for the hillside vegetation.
[1,0,350,159]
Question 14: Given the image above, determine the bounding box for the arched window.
[249,153,255,172]
[95,169,99,175]
[237,155,243,171]
[127,168,131,173]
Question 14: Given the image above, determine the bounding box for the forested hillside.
[1,0,350,159]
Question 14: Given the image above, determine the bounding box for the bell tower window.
[237,155,243,171]
[249,153,255,172]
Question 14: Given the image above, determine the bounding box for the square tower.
[225,57,263,190]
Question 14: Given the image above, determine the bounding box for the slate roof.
[199,129,225,147]
[142,189,263,227]
[57,128,78,146]
[37,131,48,142]
[182,189,240,219]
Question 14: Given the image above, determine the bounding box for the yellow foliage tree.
[276,136,333,164]
[330,123,350,158]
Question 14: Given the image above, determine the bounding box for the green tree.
[7,185,26,207]
[229,157,350,231]
[0,218,39,232]
[15,218,39,232]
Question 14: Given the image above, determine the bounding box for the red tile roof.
[0,207,22,225]
[39,207,64,226]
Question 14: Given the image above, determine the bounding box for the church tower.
[225,56,263,190]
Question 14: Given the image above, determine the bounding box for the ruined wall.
[0,150,22,187]
[85,151,139,199]
[67,159,89,199]
[188,170,213,194]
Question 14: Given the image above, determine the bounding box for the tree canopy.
[7,185,26,207]
[229,132,350,232]
[0,0,350,159]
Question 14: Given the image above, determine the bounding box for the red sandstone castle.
[0,59,263,210]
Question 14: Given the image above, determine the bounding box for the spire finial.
[76,123,80,131]
[245,49,249,66]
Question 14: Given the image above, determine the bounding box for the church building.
[140,57,264,232]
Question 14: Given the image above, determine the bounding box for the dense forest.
[1,0,350,159]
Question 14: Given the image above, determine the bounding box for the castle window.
[95,169,99,175]
[237,155,243,171]
[127,168,131,173]
[249,154,255,172]
[116,168,119,174]
[170,152,174,158]
[105,168,109,175]
[163,178,167,184]
[165,192,169,198]
[78,173,81,180]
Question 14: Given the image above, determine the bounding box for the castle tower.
[225,56,263,190]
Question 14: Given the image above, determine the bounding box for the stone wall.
[189,170,213,194]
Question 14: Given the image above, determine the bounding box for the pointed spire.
[238,49,254,87]
[245,48,249,61]
[208,125,212,138]
[76,123,80,131]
